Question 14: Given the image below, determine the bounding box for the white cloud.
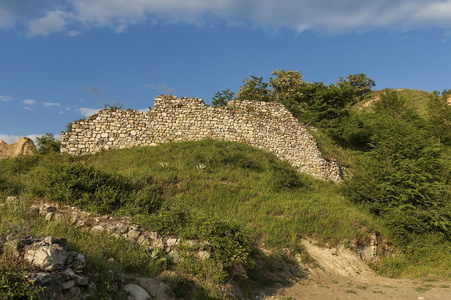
[68,0,451,33]
[26,10,67,37]
[2,1,451,35]
[0,134,21,144]
[143,83,177,95]
[0,0,62,29]
[0,95,13,102]
[22,99,37,105]
[66,30,81,37]
[76,107,101,117]
[43,102,61,107]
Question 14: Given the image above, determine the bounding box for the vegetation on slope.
[1,69,450,298]
[0,140,390,298]
[213,70,451,278]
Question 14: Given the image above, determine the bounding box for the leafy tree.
[427,91,451,145]
[235,76,273,102]
[341,73,376,99]
[269,69,304,103]
[212,89,235,107]
[344,90,451,240]
[297,81,355,124]
[373,89,418,121]
[36,133,61,155]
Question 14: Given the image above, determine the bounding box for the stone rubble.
[61,95,344,182]
[27,201,211,260]
[2,235,94,299]
[1,197,196,299]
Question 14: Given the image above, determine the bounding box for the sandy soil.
[258,239,451,300]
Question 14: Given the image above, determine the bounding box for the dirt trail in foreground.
[259,239,451,300]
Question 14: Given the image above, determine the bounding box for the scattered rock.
[124,284,151,300]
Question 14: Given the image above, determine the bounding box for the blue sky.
[1,0,451,144]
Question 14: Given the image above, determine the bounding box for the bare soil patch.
[258,239,451,300]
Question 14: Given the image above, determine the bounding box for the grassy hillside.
[1,138,450,298]
[353,89,433,115]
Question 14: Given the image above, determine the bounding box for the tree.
[36,133,61,155]
[344,93,451,239]
[235,76,273,102]
[427,91,451,145]
[342,73,376,100]
[296,80,355,124]
[212,89,235,107]
[269,69,304,103]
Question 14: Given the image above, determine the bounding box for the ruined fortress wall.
[60,95,343,182]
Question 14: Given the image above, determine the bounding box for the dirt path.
[259,239,451,300]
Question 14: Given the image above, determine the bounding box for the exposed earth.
[0,137,36,159]
[258,240,451,300]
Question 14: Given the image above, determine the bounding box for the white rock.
[124,284,151,300]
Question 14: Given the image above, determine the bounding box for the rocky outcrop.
[61,95,343,182]
[2,235,92,299]
[1,196,175,300]
[0,137,37,159]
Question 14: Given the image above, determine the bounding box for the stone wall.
[61,95,343,182]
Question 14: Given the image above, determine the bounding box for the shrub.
[39,163,161,215]
[135,209,253,280]
[36,133,61,155]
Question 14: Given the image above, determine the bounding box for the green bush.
[39,163,161,215]
[135,209,253,279]
[36,133,61,155]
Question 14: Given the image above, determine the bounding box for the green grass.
[353,89,432,116]
[73,140,384,248]
[0,139,450,298]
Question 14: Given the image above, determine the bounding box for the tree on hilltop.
[235,76,273,102]
[341,73,376,100]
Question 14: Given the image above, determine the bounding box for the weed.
[196,163,207,172]
[356,285,368,290]
[415,285,433,293]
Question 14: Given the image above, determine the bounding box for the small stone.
[6,196,20,204]
[91,225,105,232]
[26,272,53,286]
[70,253,85,270]
[65,286,81,298]
[198,251,210,260]
[61,280,75,290]
[166,238,179,247]
[123,284,151,300]
[74,275,89,286]
[45,212,55,221]
[128,229,141,240]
